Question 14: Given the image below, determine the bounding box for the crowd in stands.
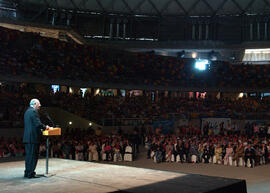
[2,83,270,129]
[2,26,270,88]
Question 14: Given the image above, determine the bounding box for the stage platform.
[0,158,246,193]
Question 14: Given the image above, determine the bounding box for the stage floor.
[0,158,246,193]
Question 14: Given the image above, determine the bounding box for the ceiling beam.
[202,0,215,13]
[231,0,244,13]
[133,0,147,12]
[69,0,79,10]
[148,0,161,16]
[160,0,174,15]
[264,0,270,7]
[95,0,106,13]
[212,0,229,17]
[187,0,202,15]
[174,0,188,15]
[77,0,89,10]
[121,0,134,14]
[243,0,257,14]
[30,0,52,22]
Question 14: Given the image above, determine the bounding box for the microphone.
[44,111,55,127]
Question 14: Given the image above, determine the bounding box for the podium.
[43,127,61,136]
[42,127,61,176]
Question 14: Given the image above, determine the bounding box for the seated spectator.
[39,143,46,157]
[224,143,234,165]
[88,141,99,161]
[244,144,256,168]
[165,141,173,162]
[214,143,222,164]
[62,141,72,159]
[188,141,200,163]
[233,143,244,167]
[112,142,121,162]
[103,141,112,161]
[202,145,211,163]
[261,143,268,164]
[75,142,84,161]
[174,139,184,163]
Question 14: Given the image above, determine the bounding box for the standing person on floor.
[23,99,52,178]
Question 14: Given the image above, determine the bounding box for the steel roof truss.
[212,0,229,16]
[147,0,161,16]
[160,0,174,15]
[231,0,244,13]
[202,0,215,13]
[173,0,187,15]
[69,0,78,10]
[77,0,89,10]
[95,0,106,12]
[133,0,147,12]
[187,0,202,15]
[121,0,134,14]
[264,0,270,7]
[243,0,257,13]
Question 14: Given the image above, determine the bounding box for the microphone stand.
[43,111,55,176]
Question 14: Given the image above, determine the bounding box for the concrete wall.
[0,107,102,138]
[0,128,24,139]
[2,118,270,139]
[40,107,102,131]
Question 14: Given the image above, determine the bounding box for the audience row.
[2,83,270,129]
[1,27,270,88]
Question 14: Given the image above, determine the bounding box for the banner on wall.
[201,118,231,135]
[153,120,174,134]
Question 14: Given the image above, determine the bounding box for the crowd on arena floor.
[1,125,270,168]
[2,27,270,88]
[145,130,270,168]
[0,127,140,162]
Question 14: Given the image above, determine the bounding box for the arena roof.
[16,0,270,17]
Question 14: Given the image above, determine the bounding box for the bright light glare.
[51,85,60,93]
[243,48,270,61]
[195,59,209,71]
[245,48,270,53]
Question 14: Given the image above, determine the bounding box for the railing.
[101,111,270,126]
[101,118,153,127]
[2,111,270,128]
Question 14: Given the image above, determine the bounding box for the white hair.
[29,99,40,108]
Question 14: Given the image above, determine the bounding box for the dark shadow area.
[110,174,247,193]
[0,157,25,163]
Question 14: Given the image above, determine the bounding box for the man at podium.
[23,98,52,178]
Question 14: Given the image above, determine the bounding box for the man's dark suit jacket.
[23,107,46,144]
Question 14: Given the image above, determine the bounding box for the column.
[109,18,114,39]
[192,21,196,40]
[116,18,121,38]
[257,21,260,40]
[250,23,253,40]
[198,23,202,40]
[264,17,268,40]
[205,22,209,40]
